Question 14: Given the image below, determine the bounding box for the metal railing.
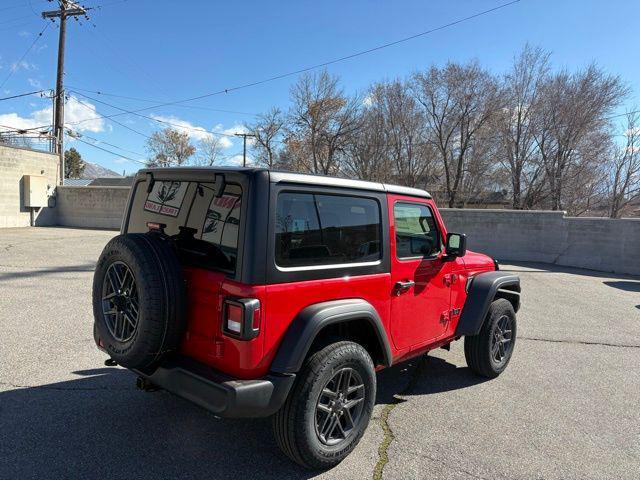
[0,134,56,153]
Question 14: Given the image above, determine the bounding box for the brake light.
[226,303,243,334]
[222,298,261,340]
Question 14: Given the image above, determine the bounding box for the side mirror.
[445,232,467,258]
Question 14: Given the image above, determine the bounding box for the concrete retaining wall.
[55,186,130,229]
[0,145,58,227]
[440,209,640,276]
[12,183,638,276]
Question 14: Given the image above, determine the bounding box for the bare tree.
[608,111,640,217]
[343,96,391,182]
[413,61,502,207]
[534,65,629,211]
[287,70,361,175]
[497,45,550,208]
[248,108,285,168]
[372,80,434,187]
[191,136,223,166]
[146,128,195,167]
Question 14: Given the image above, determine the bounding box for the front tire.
[464,298,516,378]
[272,341,376,470]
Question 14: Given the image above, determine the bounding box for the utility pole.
[42,1,86,185]
[234,133,256,167]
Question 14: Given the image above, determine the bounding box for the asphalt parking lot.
[1,227,639,480]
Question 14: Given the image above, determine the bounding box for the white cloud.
[222,154,248,167]
[11,60,36,72]
[212,123,253,149]
[61,96,105,133]
[0,95,105,134]
[114,157,129,164]
[150,115,213,142]
[18,31,30,38]
[27,78,41,88]
[363,93,374,107]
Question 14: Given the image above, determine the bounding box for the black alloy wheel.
[315,367,366,446]
[101,261,139,342]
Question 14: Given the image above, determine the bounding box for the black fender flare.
[269,298,393,374]
[455,271,521,336]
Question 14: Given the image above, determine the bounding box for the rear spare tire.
[92,232,186,369]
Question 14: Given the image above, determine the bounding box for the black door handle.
[394,280,415,294]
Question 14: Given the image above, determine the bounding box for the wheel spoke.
[345,397,364,410]
[320,414,337,439]
[107,269,119,293]
[326,415,341,439]
[316,403,332,414]
[340,369,352,394]
[347,383,364,395]
[344,407,355,429]
[322,387,337,399]
[334,417,347,438]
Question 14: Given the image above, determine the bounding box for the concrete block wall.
[440,209,640,276]
[0,145,58,228]
[55,186,130,229]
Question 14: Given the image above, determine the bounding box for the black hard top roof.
[138,167,431,199]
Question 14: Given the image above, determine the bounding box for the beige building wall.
[0,145,58,228]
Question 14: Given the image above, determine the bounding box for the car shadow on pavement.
[0,355,480,479]
[375,354,489,405]
[0,367,314,479]
[0,264,96,282]
[501,261,640,280]
[603,280,640,292]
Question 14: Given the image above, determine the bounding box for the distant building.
[63,178,92,186]
[88,177,135,187]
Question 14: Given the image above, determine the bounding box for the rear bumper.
[133,356,295,418]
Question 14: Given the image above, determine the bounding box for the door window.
[275,192,381,268]
[394,202,440,259]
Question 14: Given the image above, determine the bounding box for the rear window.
[275,192,381,268]
[127,180,242,273]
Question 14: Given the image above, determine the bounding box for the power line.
[66,85,259,116]
[0,21,50,90]
[64,0,522,125]
[71,95,153,139]
[69,90,248,139]
[68,129,146,157]
[74,136,147,164]
[0,89,50,101]
[0,122,52,133]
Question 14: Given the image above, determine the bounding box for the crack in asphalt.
[372,356,428,480]
[0,381,133,391]
[519,336,640,349]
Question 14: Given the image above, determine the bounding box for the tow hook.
[104,358,117,367]
[136,376,161,392]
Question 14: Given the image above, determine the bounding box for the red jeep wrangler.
[93,168,520,469]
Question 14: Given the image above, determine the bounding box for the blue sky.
[1,0,639,175]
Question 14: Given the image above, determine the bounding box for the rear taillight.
[222,298,261,340]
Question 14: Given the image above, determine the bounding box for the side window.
[394,202,440,259]
[275,192,381,268]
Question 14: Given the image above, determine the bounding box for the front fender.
[269,298,392,374]
[455,271,520,336]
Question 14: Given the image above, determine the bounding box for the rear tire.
[92,233,186,369]
[464,298,516,378]
[273,341,376,470]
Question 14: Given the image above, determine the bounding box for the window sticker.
[144,181,188,217]
[202,193,241,247]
